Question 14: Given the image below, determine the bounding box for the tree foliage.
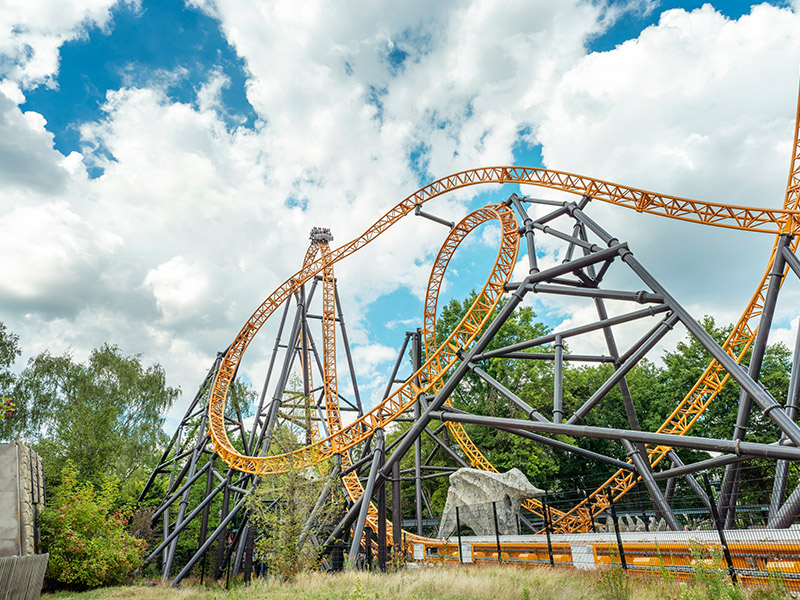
[0,322,20,421]
[4,343,180,490]
[40,462,146,590]
[393,291,795,513]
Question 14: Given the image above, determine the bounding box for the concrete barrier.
[0,554,49,600]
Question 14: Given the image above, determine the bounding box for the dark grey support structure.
[718,235,791,527]
[412,330,424,536]
[143,190,800,586]
[348,429,385,569]
[621,440,679,530]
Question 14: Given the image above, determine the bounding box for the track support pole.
[621,440,679,531]
[348,429,384,569]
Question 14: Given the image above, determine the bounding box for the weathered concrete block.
[0,442,44,557]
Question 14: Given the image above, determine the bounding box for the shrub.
[39,462,146,589]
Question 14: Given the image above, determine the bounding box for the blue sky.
[1,0,799,424]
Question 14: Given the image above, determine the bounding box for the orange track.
[207,81,800,538]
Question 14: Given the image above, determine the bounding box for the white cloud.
[0,90,70,192]
[0,0,125,88]
[534,1,800,320]
[144,256,210,325]
[2,0,800,429]
[0,201,121,314]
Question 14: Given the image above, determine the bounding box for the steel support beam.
[412,329,424,536]
[471,364,548,422]
[171,494,249,587]
[718,234,790,526]
[553,335,563,423]
[432,410,800,460]
[334,281,363,416]
[477,304,670,360]
[770,296,800,521]
[666,450,712,513]
[567,312,679,425]
[348,429,384,569]
[612,238,800,448]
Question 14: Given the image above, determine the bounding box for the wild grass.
[41,564,792,600]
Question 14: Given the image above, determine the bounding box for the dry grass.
[40,564,787,600]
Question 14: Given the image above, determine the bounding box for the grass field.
[40,565,791,600]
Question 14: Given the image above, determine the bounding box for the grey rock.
[439,468,543,538]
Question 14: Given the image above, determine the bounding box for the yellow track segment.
[548,82,800,534]
[418,204,567,522]
[208,93,800,487]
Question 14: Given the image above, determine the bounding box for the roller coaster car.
[310,227,334,243]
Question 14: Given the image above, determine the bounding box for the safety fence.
[413,463,800,591]
[0,554,48,600]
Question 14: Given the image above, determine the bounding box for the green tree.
[40,462,146,589]
[246,427,344,580]
[6,343,180,490]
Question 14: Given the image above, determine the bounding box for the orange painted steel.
[207,84,800,544]
[547,81,800,533]
[419,203,567,522]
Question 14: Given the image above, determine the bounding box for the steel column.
[553,335,563,423]
[412,330,423,536]
[348,429,384,569]
[621,440,679,530]
[718,235,790,525]
[770,302,800,521]
[666,450,712,513]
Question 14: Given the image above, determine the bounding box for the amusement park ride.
[140,79,800,584]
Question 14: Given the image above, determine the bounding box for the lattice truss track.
[140,81,800,583]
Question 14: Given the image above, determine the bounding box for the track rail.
[207,171,799,477]
[547,81,800,533]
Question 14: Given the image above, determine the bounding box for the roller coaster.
[141,78,800,584]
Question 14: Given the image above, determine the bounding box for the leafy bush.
[1,396,15,420]
[39,462,146,589]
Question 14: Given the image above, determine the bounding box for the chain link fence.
[419,463,800,591]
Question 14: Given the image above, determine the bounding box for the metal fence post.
[606,487,627,570]
[702,474,738,586]
[456,506,463,564]
[492,501,502,565]
[543,489,555,568]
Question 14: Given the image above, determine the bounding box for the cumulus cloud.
[2,0,800,427]
[0,0,124,88]
[0,201,121,315]
[0,90,70,192]
[533,1,800,324]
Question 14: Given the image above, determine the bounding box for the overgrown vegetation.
[40,462,146,590]
[246,428,346,580]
